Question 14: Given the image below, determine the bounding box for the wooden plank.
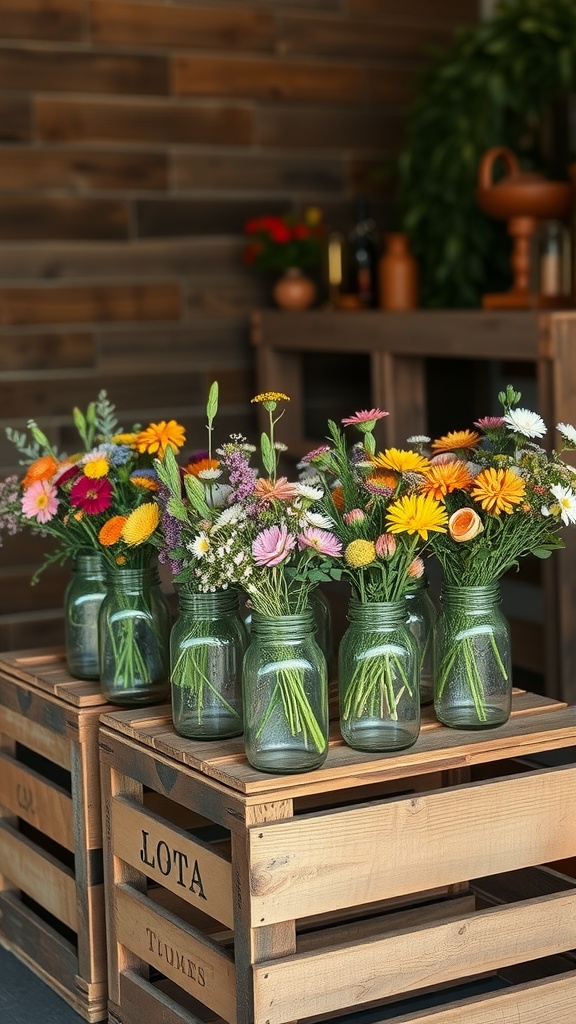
[0,890,79,1005]
[0,332,94,370]
[0,197,129,242]
[135,198,285,239]
[0,283,181,328]
[0,48,169,96]
[0,649,106,708]
[348,0,478,22]
[172,151,344,194]
[36,96,253,146]
[252,890,576,1023]
[0,820,78,930]
[0,150,167,192]
[0,749,74,849]
[0,564,69,615]
[279,14,458,59]
[111,795,234,928]
[0,704,70,771]
[90,2,275,51]
[115,883,237,1023]
[0,0,84,42]
[256,106,404,152]
[248,766,576,923]
[172,55,364,105]
[116,970,218,1024]
[0,95,31,142]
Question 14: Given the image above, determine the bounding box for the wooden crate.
[100,689,576,1024]
[0,647,110,1022]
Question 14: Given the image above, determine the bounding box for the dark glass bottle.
[346,199,380,307]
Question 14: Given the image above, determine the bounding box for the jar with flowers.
[177,391,343,773]
[154,382,247,740]
[242,208,325,310]
[422,386,576,729]
[306,412,449,752]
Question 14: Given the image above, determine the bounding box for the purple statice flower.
[101,442,132,466]
[156,483,184,574]
[0,475,22,545]
[222,449,257,504]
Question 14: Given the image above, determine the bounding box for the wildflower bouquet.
[304,409,448,744]
[242,208,325,273]
[418,385,576,726]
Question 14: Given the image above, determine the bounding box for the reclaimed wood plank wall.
[0,0,477,649]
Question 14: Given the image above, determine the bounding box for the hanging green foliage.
[396,0,576,308]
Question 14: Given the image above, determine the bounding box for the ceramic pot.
[273,268,317,310]
[378,233,419,310]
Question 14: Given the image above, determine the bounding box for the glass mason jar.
[434,583,512,730]
[98,564,171,705]
[240,589,332,667]
[338,597,420,752]
[170,588,246,739]
[64,553,106,680]
[406,578,437,706]
[242,610,329,774]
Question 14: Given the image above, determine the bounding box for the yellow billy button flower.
[121,502,160,546]
[250,391,290,412]
[386,492,448,540]
[344,538,376,568]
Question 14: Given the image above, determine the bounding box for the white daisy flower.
[557,422,576,446]
[406,434,431,444]
[212,503,244,531]
[191,532,211,558]
[503,408,546,438]
[550,483,576,525]
[295,482,324,501]
[197,467,222,481]
[304,510,335,529]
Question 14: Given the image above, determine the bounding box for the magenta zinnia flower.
[342,408,389,429]
[252,524,296,566]
[70,476,113,514]
[21,479,59,524]
[298,527,342,556]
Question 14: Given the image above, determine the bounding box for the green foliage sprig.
[397,0,576,308]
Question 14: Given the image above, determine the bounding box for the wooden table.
[250,309,576,704]
[101,692,576,1024]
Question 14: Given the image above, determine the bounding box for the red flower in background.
[242,208,324,273]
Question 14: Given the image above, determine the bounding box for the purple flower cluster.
[156,484,184,574]
[223,449,257,504]
[0,475,22,546]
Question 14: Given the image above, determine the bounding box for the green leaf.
[206,381,219,424]
[260,431,275,478]
[183,473,211,517]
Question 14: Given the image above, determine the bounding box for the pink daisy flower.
[70,476,113,514]
[341,408,389,430]
[21,480,59,524]
[474,416,505,429]
[252,524,296,567]
[298,527,342,557]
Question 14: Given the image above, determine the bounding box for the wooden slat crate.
[0,647,110,1022]
[100,690,576,1024]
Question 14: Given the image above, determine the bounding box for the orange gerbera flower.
[134,420,186,457]
[431,429,481,454]
[420,460,472,500]
[99,515,128,547]
[331,485,345,511]
[470,467,526,515]
[366,470,398,490]
[21,454,59,490]
[253,477,298,502]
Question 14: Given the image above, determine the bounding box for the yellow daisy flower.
[371,448,431,474]
[386,493,448,540]
[134,420,186,457]
[121,502,160,546]
[470,467,526,515]
[84,457,110,479]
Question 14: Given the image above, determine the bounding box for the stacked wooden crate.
[0,648,109,1022]
[100,690,576,1024]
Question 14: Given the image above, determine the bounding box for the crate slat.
[0,748,74,849]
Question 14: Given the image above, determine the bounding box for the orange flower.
[366,470,398,490]
[99,515,128,546]
[134,420,186,457]
[185,458,220,477]
[420,460,472,500]
[470,467,526,515]
[253,477,298,502]
[331,486,345,511]
[431,429,481,454]
[21,454,59,490]
[448,507,484,542]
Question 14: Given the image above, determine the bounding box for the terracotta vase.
[273,268,317,310]
[378,233,419,311]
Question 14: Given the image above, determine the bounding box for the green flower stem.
[435,625,509,724]
[255,664,326,753]
[342,652,413,723]
[171,645,240,724]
